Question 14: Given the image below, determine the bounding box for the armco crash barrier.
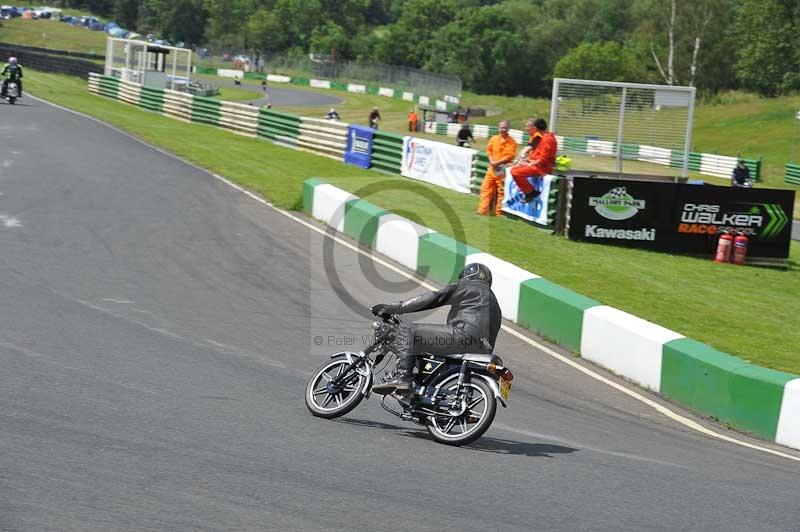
[302,178,800,451]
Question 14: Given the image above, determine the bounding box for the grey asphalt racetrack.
[204,77,344,108]
[0,97,798,532]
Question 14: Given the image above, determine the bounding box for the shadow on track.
[335,417,579,457]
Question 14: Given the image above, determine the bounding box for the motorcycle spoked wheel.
[305,355,367,419]
[425,375,497,446]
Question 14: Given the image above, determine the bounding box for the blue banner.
[344,125,374,169]
[501,172,557,227]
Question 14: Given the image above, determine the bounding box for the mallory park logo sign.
[589,187,646,220]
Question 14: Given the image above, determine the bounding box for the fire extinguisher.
[732,231,749,265]
[714,231,733,263]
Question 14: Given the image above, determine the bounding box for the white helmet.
[329,108,335,113]
[8,57,17,65]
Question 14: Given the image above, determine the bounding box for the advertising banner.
[344,125,374,169]
[568,178,794,258]
[401,136,475,194]
[501,172,558,227]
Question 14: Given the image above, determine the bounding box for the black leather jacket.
[392,279,502,350]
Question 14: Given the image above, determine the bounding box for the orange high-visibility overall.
[477,133,518,215]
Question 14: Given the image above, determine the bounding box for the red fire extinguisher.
[732,232,749,265]
[714,231,733,263]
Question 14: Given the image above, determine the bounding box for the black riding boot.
[372,368,412,395]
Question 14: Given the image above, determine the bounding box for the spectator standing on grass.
[510,118,557,203]
[477,120,518,216]
[456,123,475,147]
[408,108,418,132]
[261,79,267,94]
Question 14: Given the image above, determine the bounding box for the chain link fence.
[551,79,696,177]
[196,49,461,98]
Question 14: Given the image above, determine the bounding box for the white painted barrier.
[311,185,355,232]
[581,306,683,392]
[378,87,394,97]
[639,145,672,166]
[776,379,800,449]
[310,79,331,89]
[218,69,245,79]
[587,139,615,156]
[375,214,435,271]
[347,83,366,94]
[402,92,415,102]
[465,252,539,322]
[267,74,292,83]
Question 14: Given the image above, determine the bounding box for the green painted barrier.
[661,338,796,439]
[517,279,600,351]
[97,76,120,99]
[302,177,326,215]
[138,86,164,113]
[190,95,222,126]
[372,130,404,174]
[343,199,389,247]
[785,163,800,185]
[417,233,480,285]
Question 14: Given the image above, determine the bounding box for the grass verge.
[27,69,800,375]
[212,86,262,102]
[0,18,106,55]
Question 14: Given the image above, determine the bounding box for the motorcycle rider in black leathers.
[1,57,23,98]
[370,263,502,394]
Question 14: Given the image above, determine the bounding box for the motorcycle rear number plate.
[500,379,511,401]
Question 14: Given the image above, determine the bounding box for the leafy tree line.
[49,0,800,98]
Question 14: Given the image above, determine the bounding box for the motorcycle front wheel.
[305,355,367,419]
[426,375,497,446]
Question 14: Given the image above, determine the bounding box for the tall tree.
[733,0,798,95]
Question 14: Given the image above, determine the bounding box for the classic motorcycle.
[4,80,19,104]
[305,314,513,446]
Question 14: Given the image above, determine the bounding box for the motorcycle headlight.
[371,321,382,335]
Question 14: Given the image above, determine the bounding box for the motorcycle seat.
[441,353,503,365]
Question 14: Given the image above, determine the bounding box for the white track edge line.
[31,92,800,463]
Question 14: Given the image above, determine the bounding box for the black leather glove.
[371,303,398,316]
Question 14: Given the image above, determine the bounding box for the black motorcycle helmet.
[459,263,492,286]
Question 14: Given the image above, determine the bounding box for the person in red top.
[510,118,557,203]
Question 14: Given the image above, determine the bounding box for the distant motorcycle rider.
[370,263,502,394]
[1,57,23,98]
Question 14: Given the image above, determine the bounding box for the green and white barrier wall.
[424,121,762,182]
[195,66,458,111]
[89,74,506,200]
[302,178,800,451]
[785,163,800,185]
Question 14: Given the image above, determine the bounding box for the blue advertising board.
[344,125,374,169]
[501,172,558,227]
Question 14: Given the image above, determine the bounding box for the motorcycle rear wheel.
[305,355,366,419]
[426,375,496,446]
